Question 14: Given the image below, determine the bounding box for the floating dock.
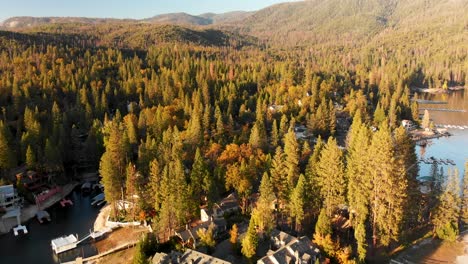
[419,157,455,165]
[13,225,28,236]
[51,234,78,254]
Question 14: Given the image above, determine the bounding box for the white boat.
[51,234,78,254]
[36,210,51,223]
[91,193,105,206]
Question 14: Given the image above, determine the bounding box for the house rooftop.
[152,249,230,264]
[215,193,239,212]
[258,231,320,264]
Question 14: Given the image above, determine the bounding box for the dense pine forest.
[0,0,467,263]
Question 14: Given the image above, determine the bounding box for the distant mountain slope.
[1,10,253,29]
[1,0,466,51]
[199,11,253,24]
[1,16,132,29]
[238,0,467,47]
[0,23,257,50]
[143,12,212,25]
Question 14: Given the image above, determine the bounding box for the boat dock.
[51,228,113,254]
[435,124,468,130]
[0,182,78,234]
[419,157,456,166]
[51,234,79,254]
[412,99,447,104]
[419,108,466,113]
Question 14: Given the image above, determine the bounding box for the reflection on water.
[416,89,468,178]
[417,89,467,126]
[0,190,100,263]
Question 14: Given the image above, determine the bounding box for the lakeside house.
[257,230,320,264]
[402,120,417,131]
[175,218,227,248]
[152,249,230,264]
[0,185,23,212]
[200,193,239,222]
[16,171,48,192]
[177,193,239,248]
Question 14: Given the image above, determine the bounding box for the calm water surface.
[0,190,100,264]
[416,89,468,178]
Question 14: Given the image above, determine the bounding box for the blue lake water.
[416,89,468,178]
[0,190,100,264]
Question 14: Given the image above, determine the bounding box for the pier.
[419,108,466,113]
[51,228,113,255]
[435,124,468,130]
[412,99,447,104]
[418,157,456,166]
[0,182,79,234]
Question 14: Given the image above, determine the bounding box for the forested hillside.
[0,0,467,263]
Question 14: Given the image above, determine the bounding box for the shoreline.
[412,86,466,94]
[410,129,451,143]
[0,182,79,234]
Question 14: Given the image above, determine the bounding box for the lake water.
[416,89,468,178]
[0,189,100,263]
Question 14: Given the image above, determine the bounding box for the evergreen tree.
[149,158,162,211]
[190,148,208,205]
[197,222,216,250]
[241,218,258,259]
[373,103,386,125]
[289,174,306,232]
[249,122,267,151]
[133,237,150,264]
[316,137,346,216]
[283,128,300,188]
[346,115,371,260]
[369,124,407,247]
[421,109,431,129]
[315,208,332,237]
[304,136,324,216]
[99,121,129,216]
[270,119,280,148]
[461,162,468,228]
[25,145,36,170]
[44,138,62,171]
[252,173,276,235]
[0,121,15,172]
[270,147,288,206]
[186,106,203,147]
[394,126,420,230]
[432,168,461,241]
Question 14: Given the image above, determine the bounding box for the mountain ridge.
[1,10,253,29]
